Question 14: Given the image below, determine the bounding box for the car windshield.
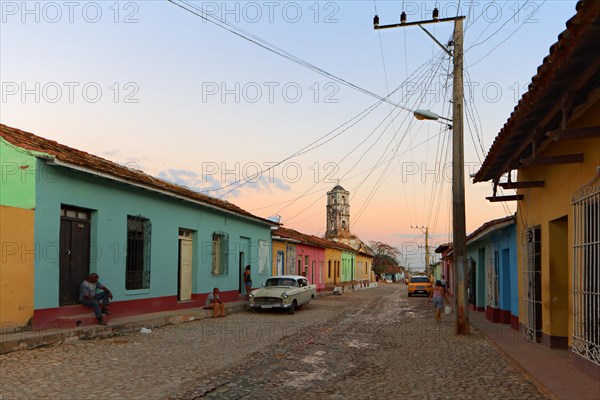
[265,278,298,287]
[410,277,430,283]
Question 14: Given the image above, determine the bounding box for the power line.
[169,0,414,112]
[285,54,448,224]
[467,1,545,68]
[219,56,441,199]
[467,0,531,51]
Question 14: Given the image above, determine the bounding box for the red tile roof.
[473,0,600,183]
[0,124,275,225]
[272,226,359,253]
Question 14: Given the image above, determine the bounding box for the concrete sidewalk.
[0,300,249,354]
[469,310,600,400]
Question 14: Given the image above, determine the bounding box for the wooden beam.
[547,126,600,141]
[486,195,523,202]
[494,55,600,179]
[521,153,584,167]
[499,181,545,189]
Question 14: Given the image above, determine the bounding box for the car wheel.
[288,300,297,314]
[408,293,412,297]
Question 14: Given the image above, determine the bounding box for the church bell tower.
[325,185,350,238]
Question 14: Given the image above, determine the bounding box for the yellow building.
[0,137,38,331]
[323,247,342,287]
[271,235,297,277]
[474,1,599,375]
[356,251,374,284]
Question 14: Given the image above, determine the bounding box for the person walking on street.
[428,280,448,322]
[244,265,252,300]
[205,287,225,317]
[79,273,113,325]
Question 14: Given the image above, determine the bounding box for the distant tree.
[370,241,401,276]
[369,241,401,259]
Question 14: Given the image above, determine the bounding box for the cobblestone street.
[0,285,545,399]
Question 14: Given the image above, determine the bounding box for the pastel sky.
[1,0,576,271]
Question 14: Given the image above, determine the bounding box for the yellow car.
[407,276,433,297]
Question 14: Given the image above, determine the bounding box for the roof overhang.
[474,1,600,183]
[467,219,515,245]
[46,158,278,227]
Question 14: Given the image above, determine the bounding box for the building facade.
[473,2,600,376]
[1,124,275,330]
[466,216,518,329]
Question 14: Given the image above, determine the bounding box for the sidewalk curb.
[0,287,373,355]
[470,323,557,400]
[0,302,249,355]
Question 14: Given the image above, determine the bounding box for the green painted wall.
[34,163,272,310]
[341,251,355,282]
[0,138,40,209]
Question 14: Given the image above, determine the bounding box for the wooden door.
[178,230,193,301]
[59,208,91,306]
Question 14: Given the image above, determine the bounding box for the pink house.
[272,227,326,291]
[295,242,326,291]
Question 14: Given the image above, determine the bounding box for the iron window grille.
[572,170,600,366]
[126,215,151,290]
[211,232,229,276]
[521,226,542,343]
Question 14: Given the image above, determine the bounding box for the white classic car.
[249,275,317,314]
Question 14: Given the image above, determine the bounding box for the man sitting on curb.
[79,273,113,325]
[205,287,225,318]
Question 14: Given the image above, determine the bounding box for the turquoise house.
[1,124,275,329]
[466,215,518,329]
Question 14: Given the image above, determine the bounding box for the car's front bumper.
[249,298,293,310]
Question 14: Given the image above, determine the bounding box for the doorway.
[239,251,245,294]
[59,206,91,306]
[178,229,193,301]
[239,237,250,296]
[277,251,284,275]
[468,258,476,307]
[523,226,542,343]
[548,216,568,347]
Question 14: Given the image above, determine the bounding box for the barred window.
[258,240,269,274]
[126,215,151,290]
[572,171,600,366]
[212,232,229,275]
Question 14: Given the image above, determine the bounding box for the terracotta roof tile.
[0,124,275,225]
[473,0,600,182]
[272,226,359,252]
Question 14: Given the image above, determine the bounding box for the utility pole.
[411,226,430,276]
[375,9,469,334]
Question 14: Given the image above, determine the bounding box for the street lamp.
[413,106,469,336]
[413,109,452,122]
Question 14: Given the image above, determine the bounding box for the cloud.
[156,168,292,199]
